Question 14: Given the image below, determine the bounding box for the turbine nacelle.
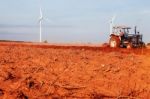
[39,17,43,22]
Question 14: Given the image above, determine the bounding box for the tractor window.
[123,28,130,34]
[127,29,129,33]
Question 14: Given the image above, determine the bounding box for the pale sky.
[0,0,150,43]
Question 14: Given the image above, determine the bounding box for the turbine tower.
[39,1,43,42]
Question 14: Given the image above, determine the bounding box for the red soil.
[0,42,149,99]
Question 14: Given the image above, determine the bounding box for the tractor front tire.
[109,36,120,48]
[127,43,132,49]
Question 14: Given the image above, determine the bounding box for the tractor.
[109,26,145,48]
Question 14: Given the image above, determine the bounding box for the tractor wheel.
[109,36,120,48]
[140,42,146,48]
[127,43,132,49]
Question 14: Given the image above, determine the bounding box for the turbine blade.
[39,0,43,18]
[112,15,116,22]
[40,7,43,17]
[109,14,116,35]
[44,17,52,23]
[39,8,43,22]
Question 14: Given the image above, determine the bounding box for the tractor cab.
[112,26,131,36]
[112,26,131,40]
[109,26,144,48]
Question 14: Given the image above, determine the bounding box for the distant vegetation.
[43,40,48,43]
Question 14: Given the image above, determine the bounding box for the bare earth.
[0,42,150,99]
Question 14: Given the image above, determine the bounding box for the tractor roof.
[113,26,131,29]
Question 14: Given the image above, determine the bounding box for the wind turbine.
[38,1,51,43]
[39,5,43,42]
[109,15,116,35]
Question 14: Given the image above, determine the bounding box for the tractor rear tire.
[109,36,120,48]
[140,42,146,48]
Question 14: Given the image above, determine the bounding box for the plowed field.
[0,42,149,99]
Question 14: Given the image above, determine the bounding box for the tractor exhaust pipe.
[135,26,137,34]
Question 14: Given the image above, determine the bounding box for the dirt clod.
[0,89,4,96]
[17,91,28,99]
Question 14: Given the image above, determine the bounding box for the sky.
[0,0,150,43]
